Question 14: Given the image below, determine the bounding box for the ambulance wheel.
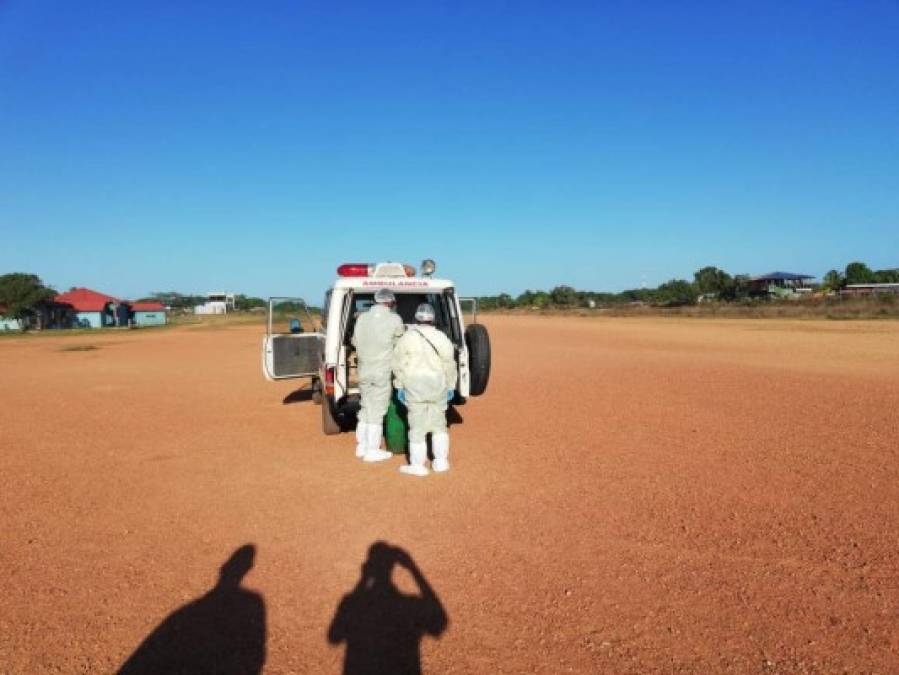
[322,396,341,435]
[466,323,491,396]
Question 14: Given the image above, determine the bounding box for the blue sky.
[2,1,897,301]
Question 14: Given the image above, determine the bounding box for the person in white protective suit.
[351,288,405,462]
[392,303,458,476]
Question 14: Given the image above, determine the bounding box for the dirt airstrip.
[1,315,897,673]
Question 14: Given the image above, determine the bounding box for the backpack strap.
[412,329,441,357]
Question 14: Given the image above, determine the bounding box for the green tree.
[693,266,737,300]
[235,294,266,311]
[693,266,734,299]
[532,291,550,308]
[620,288,653,303]
[550,285,578,306]
[0,273,55,327]
[516,290,550,307]
[873,268,899,283]
[590,292,618,306]
[476,296,498,311]
[844,261,875,285]
[515,290,535,306]
[823,269,843,291]
[655,279,697,306]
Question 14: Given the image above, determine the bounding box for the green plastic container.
[384,392,408,454]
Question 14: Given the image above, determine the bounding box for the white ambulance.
[262,260,491,434]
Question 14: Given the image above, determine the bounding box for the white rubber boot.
[362,423,392,462]
[355,422,369,458]
[431,432,450,472]
[399,441,429,476]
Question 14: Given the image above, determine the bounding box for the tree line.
[475,261,899,310]
[3,260,897,323]
[822,262,899,291]
[139,292,267,312]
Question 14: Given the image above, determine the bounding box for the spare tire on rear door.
[465,323,491,396]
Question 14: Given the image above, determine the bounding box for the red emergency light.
[337,263,373,277]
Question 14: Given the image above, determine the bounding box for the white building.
[194,292,236,315]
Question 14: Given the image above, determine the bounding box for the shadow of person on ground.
[283,387,315,405]
[118,544,266,675]
[328,542,448,675]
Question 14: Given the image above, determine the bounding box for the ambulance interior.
[343,290,462,392]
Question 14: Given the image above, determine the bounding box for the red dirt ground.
[1,316,897,673]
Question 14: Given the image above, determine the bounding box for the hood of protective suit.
[392,325,458,403]
[352,304,404,382]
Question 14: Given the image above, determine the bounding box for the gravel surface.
[1,316,897,673]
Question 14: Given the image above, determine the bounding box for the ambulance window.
[394,294,421,323]
[443,289,462,345]
[427,293,449,334]
[354,295,374,314]
[393,293,449,331]
[343,293,374,345]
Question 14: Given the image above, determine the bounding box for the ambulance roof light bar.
[337,262,417,278]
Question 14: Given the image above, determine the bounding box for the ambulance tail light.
[324,366,336,396]
[337,263,373,277]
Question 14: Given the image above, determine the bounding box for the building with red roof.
[3,287,167,330]
[130,301,166,312]
[52,287,170,328]
[54,288,122,313]
[52,287,128,328]
[129,301,168,326]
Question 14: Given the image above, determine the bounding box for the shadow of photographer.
[328,542,448,675]
[118,544,266,675]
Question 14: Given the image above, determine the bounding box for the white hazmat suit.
[392,321,457,476]
[351,301,404,461]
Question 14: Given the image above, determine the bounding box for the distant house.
[841,283,899,297]
[131,301,168,326]
[747,272,814,297]
[1,301,73,330]
[54,288,130,328]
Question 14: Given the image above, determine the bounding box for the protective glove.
[397,389,406,404]
[446,389,455,402]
